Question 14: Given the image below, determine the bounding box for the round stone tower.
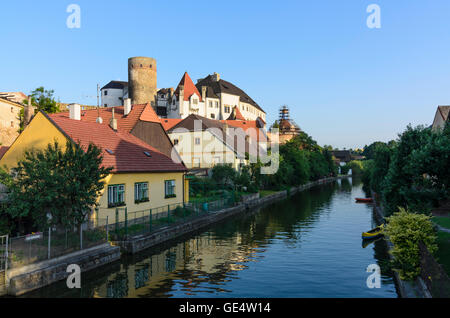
[128,57,157,105]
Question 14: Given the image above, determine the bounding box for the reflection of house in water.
[96,230,264,297]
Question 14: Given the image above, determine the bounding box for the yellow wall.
[96,172,186,222]
[0,112,69,170]
[0,111,189,225]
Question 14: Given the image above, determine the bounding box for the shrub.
[385,208,437,280]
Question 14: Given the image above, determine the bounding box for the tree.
[363,141,388,160]
[211,164,236,187]
[25,87,60,113]
[4,140,112,233]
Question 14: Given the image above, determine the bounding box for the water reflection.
[23,177,397,298]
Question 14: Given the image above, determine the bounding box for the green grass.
[435,231,450,276]
[259,190,278,198]
[432,216,450,230]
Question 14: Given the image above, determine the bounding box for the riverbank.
[3,176,347,297]
[371,193,432,298]
[115,176,347,254]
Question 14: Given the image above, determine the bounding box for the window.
[165,180,176,198]
[104,90,108,96]
[10,121,14,127]
[193,98,198,105]
[108,184,125,208]
[134,182,149,203]
[210,113,215,119]
[195,137,201,145]
[224,106,231,113]
[172,99,176,105]
[193,157,201,168]
[209,101,213,108]
[104,104,108,107]
[215,101,219,108]
[173,139,179,145]
[11,107,14,113]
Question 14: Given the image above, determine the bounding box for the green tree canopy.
[3,140,112,232]
[25,86,60,113]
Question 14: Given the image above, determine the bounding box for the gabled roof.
[196,75,264,113]
[168,114,265,158]
[226,106,246,121]
[45,112,186,173]
[0,92,28,104]
[101,81,128,90]
[174,72,202,102]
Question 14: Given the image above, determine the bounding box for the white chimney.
[124,98,132,116]
[69,103,81,120]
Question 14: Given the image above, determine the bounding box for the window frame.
[108,184,125,208]
[134,182,149,204]
[164,180,176,198]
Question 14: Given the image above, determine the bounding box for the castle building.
[268,105,302,144]
[99,57,266,124]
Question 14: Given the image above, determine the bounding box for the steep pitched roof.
[196,75,264,112]
[174,72,202,102]
[226,106,246,121]
[46,112,186,173]
[139,103,160,123]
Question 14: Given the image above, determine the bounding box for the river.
[23,177,398,298]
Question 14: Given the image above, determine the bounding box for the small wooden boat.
[355,197,373,203]
[362,224,384,240]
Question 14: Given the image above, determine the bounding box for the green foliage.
[211,164,236,185]
[385,208,438,280]
[26,87,60,113]
[362,141,388,160]
[4,140,112,232]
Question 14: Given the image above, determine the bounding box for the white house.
[100,81,129,107]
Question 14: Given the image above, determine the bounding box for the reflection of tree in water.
[107,272,128,298]
[165,249,177,272]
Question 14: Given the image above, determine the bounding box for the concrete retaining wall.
[4,243,120,296]
[116,176,345,255]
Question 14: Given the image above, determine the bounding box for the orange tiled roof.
[160,118,183,131]
[46,112,186,173]
[174,72,202,102]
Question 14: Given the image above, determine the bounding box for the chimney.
[124,98,132,116]
[69,103,81,120]
[212,72,220,82]
[223,123,229,135]
[109,107,118,131]
[201,86,207,102]
[169,87,174,98]
[24,95,35,126]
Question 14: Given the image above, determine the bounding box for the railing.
[7,218,108,269]
[104,196,237,241]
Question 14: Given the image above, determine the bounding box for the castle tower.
[128,57,157,105]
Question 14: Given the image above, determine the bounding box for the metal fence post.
[106,216,109,242]
[115,208,119,235]
[95,207,99,228]
[5,234,8,287]
[149,209,152,232]
[167,205,171,224]
[125,207,128,237]
[48,227,51,259]
[80,225,83,250]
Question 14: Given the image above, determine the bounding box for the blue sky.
[1,0,450,149]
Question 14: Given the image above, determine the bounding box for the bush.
[385,208,437,280]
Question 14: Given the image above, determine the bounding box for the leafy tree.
[211,164,236,187]
[25,87,60,113]
[4,140,112,233]
[363,141,388,160]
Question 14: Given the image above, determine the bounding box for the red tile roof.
[46,112,186,173]
[0,146,9,160]
[52,103,155,132]
[227,106,246,121]
[174,72,202,102]
[160,118,183,131]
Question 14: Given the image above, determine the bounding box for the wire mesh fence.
[107,196,238,241]
[7,218,108,269]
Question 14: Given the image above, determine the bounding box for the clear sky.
[1,0,449,149]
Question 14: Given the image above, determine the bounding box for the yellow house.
[0,107,189,225]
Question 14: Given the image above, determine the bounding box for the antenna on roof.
[96,84,103,124]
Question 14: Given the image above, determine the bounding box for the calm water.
[24,177,398,298]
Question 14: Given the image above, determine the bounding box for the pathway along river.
[24,177,399,298]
